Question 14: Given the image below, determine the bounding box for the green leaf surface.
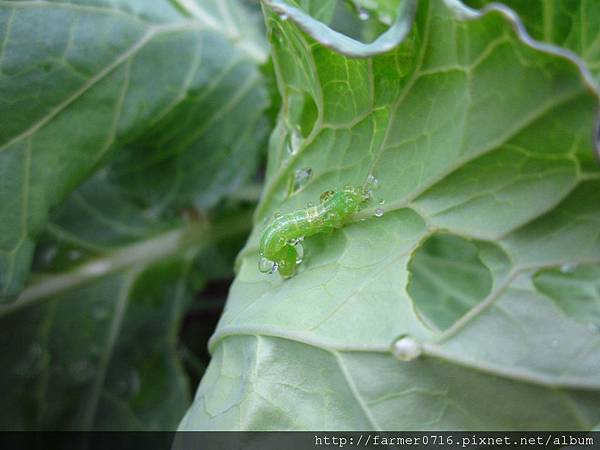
[0,0,269,301]
[463,0,600,85]
[180,0,600,430]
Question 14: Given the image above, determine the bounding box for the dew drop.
[288,236,304,245]
[273,211,282,219]
[286,127,302,155]
[270,262,279,274]
[392,336,421,361]
[40,246,58,266]
[560,263,577,273]
[378,199,385,205]
[380,13,392,25]
[293,168,313,192]
[366,174,379,188]
[374,208,384,217]
[258,256,275,273]
[295,242,304,264]
[280,13,289,21]
[358,7,370,20]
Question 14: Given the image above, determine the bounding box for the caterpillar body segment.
[259,186,369,278]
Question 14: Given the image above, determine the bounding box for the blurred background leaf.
[0,0,269,430]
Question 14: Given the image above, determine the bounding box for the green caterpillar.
[259,186,370,278]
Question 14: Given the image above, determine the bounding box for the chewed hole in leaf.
[407,234,493,332]
[533,264,600,331]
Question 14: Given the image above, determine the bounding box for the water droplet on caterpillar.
[392,335,421,361]
[288,237,304,245]
[293,168,312,192]
[270,262,279,274]
[358,7,370,20]
[380,14,392,25]
[295,242,304,264]
[258,256,275,273]
[374,208,384,217]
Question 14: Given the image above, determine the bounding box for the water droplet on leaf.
[366,174,379,188]
[293,168,312,192]
[392,336,422,361]
[40,246,58,266]
[560,263,577,273]
[375,208,384,217]
[286,127,302,155]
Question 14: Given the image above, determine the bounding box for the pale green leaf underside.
[0,0,268,300]
[180,0,600,431]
